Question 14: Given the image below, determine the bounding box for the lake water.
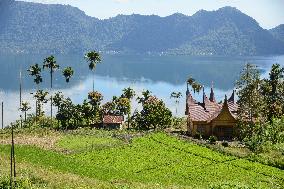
[0,54,284,127]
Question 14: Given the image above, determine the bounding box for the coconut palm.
[122,87,136,129]
[62,67,74,83]
[170,92,182,115]
[187,77,195,90]
[19,102,31,122]
[43,55,59,122]
[84,51,101,92]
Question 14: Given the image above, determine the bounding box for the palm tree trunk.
[24,112,27,122]
[92,72,95,92]
[51,71,53,123]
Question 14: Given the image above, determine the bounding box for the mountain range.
[0,0,284,56]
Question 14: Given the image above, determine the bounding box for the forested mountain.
[0,0,284,55]
[270,24,284,43]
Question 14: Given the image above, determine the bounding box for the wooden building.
[185,86,238,140]
[102,115,124,129]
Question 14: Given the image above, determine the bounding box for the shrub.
[208,136,217,144]
[221,141,229,147]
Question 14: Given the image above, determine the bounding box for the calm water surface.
[0,54,284,126]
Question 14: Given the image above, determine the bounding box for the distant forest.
[0,0,284,55]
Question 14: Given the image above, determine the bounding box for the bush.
[208,136,217,144]
[221,141,229,147]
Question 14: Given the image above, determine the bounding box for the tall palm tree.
[20,102,31,122]
[122,87,136,129]
[187,77,195,90]
[170,92,182,115]
[43,55,59,122]
[62,67,74,83]
[27,63,42,119]
[84,51,101,92]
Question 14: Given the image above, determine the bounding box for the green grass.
[56,134,124,152]
[0,132,283,188]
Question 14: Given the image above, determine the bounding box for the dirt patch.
[0,135,61,151]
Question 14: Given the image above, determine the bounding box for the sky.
[21,0,284,29]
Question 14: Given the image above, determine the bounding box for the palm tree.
[63,67,74,83]
[19,102,31,122]
[170,92,182,115]
[122,87,136,129]
[187,77,195,90]
[27,64,42,119]
[84,51,101,92]
[43,55,59,122]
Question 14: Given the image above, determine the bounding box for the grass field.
[0,129,283,188]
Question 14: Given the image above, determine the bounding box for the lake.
[0,54,284,127]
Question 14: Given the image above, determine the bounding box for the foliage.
[62,66,74,83]
[84,51,101,71]
[43,55,59,74]
[133,95,172,130]
[260,63,284,121]
[208,136,218,144]
[1,2,284,55]
[27,64,42,85]
[19,102,31,121]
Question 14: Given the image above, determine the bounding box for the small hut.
[102,115,124,129]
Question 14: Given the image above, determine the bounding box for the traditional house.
[185,86,238,140]
[102,115,124,129]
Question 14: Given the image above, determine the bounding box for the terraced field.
[0,130,283,188]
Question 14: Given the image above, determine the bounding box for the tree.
[261,64,284,122]
[43,55,59,122]
[137,90,152,104]
[27,63,43,119]
[62,67,74,83]
[236,63,264,139]
[187,76,195,90]
[34,90,49,117]
[84,51,101,92]
[19,102,31,122]
[133,95,172,130]
[170,92,182,115]
[88,91,103,124]
[122,87,136,129]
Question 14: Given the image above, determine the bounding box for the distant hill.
[270,24,284,43]
[0,0,284,55]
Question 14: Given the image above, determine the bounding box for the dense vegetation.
[1,0,284,55]
[236,63,284,152]
[1,130,283,188]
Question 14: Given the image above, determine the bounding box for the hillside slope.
[0,0,284,55]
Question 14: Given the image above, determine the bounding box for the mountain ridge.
[0,0,284,55]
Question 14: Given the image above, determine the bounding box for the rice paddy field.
[0,128,283,189]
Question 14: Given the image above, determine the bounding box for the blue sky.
[22,0,284,29]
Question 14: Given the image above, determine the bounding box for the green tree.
[134,95,172,130]
[34,90,49,117]
[88,91,103,124]
[84,51,101,92]
[27,63,43,119]
[62,67,74,83]
[122,87,136,129]
[261,64,284,122]
[43,55,60,122]
[137,90,152,104]
[19,101,31,122]
[236,63,264,140]
[170,91,182,115]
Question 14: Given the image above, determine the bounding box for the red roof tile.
[103,115,124,124]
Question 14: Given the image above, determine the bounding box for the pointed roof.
[209,83,215,102]
[228,90,235,103]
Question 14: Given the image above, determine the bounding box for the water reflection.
[0,54,283,126]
